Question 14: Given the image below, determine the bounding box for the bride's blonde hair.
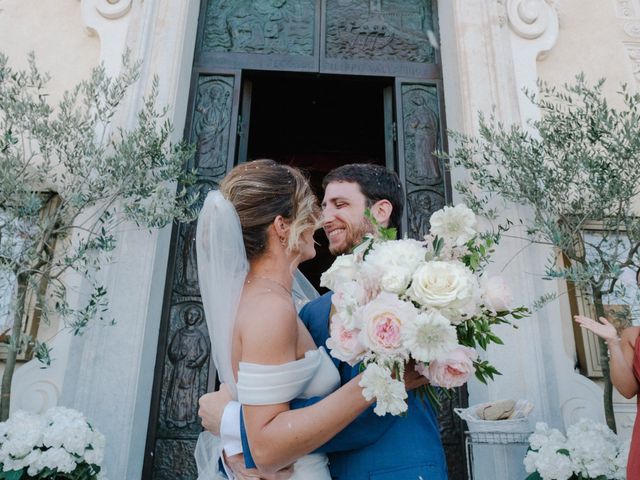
[219,159,319,260]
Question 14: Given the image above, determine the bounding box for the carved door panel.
[196,0,321,72]
[393,78,466,479]
[143,70,242,479]
[320,0,440,77]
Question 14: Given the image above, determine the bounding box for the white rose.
[481,275,513,312]
[429,204,477,247]
[363,239,427,294]
[320,254,358,290]
[408,261,480,323]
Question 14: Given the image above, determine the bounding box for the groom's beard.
[327,218,372,256]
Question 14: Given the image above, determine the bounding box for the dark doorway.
[242,72,390,290]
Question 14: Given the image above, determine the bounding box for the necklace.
[246,275,292,295]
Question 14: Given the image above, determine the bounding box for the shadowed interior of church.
[243,72,390,291]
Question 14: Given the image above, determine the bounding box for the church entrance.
[143,1,466,478]
[243,72,388,288]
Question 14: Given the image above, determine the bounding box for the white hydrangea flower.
[359,363,408,416]
[363,239,426,294]
[37,447,77,474]
[332,280,367,329]
[566,418,619,479]
[401,310,457,363]
[0,406,105,476]
[429,204,477,247]
[535,445,573,480]
[2,410,44,458]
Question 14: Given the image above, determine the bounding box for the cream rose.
[357,292,416,356]
[407,261,480,323]
[320,253,358,291]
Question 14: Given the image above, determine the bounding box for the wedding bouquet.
[523,419,629,480]
[321,204,528,415]
[0,407,106,479]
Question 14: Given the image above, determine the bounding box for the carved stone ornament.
[616,0,640,18]
[79,0,134,75]
[94,0,133,20]
[506,0,556,39]
[624,42,640,82]
[624,21,640,38]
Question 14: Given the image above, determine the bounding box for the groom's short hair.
[323,163,404,229]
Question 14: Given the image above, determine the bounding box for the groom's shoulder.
[299,291,333,324]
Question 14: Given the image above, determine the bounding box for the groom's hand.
[224,452,294,480]
[198,383,233,436]
[404,360,429,391]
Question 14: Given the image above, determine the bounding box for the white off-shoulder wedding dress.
[236,346,341,480]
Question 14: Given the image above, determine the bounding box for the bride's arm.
[240,296,372,475]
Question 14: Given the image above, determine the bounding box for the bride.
[196,159,373,479]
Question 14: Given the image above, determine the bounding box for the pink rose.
[326,313,366,366]
[482,276,513,313]
[420,346,478,388]
[357,292,416,356]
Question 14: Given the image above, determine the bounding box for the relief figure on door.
[165,304,210,429]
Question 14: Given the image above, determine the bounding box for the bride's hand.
[574,315,619,342]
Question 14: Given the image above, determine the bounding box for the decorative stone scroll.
[505,0,557,40]
[80,0,133,75]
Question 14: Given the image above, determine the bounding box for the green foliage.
[442,74,640,431]
[443,74,640,296]
[364,209,397,241]
[0,50,196,364]
[0,462,101,479]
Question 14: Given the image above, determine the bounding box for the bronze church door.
[143,1,467,479]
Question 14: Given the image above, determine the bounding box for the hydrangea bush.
[0,407,106,479]
[524,419,629,480]
[321,204,528,415]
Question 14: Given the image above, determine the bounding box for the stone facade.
[1,1,638,479]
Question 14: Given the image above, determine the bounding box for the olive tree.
[443,75,640,431]
[0,52,195,420]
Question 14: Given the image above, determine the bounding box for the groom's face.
[321,181,373,255]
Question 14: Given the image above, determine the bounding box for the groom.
[199,163,447,479]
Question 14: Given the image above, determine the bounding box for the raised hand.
[573,315,619,342]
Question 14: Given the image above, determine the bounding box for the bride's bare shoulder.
[237,291,298,360]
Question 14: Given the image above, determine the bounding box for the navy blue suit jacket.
[241,292,447,480]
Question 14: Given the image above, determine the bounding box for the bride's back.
[218,159,320,381]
